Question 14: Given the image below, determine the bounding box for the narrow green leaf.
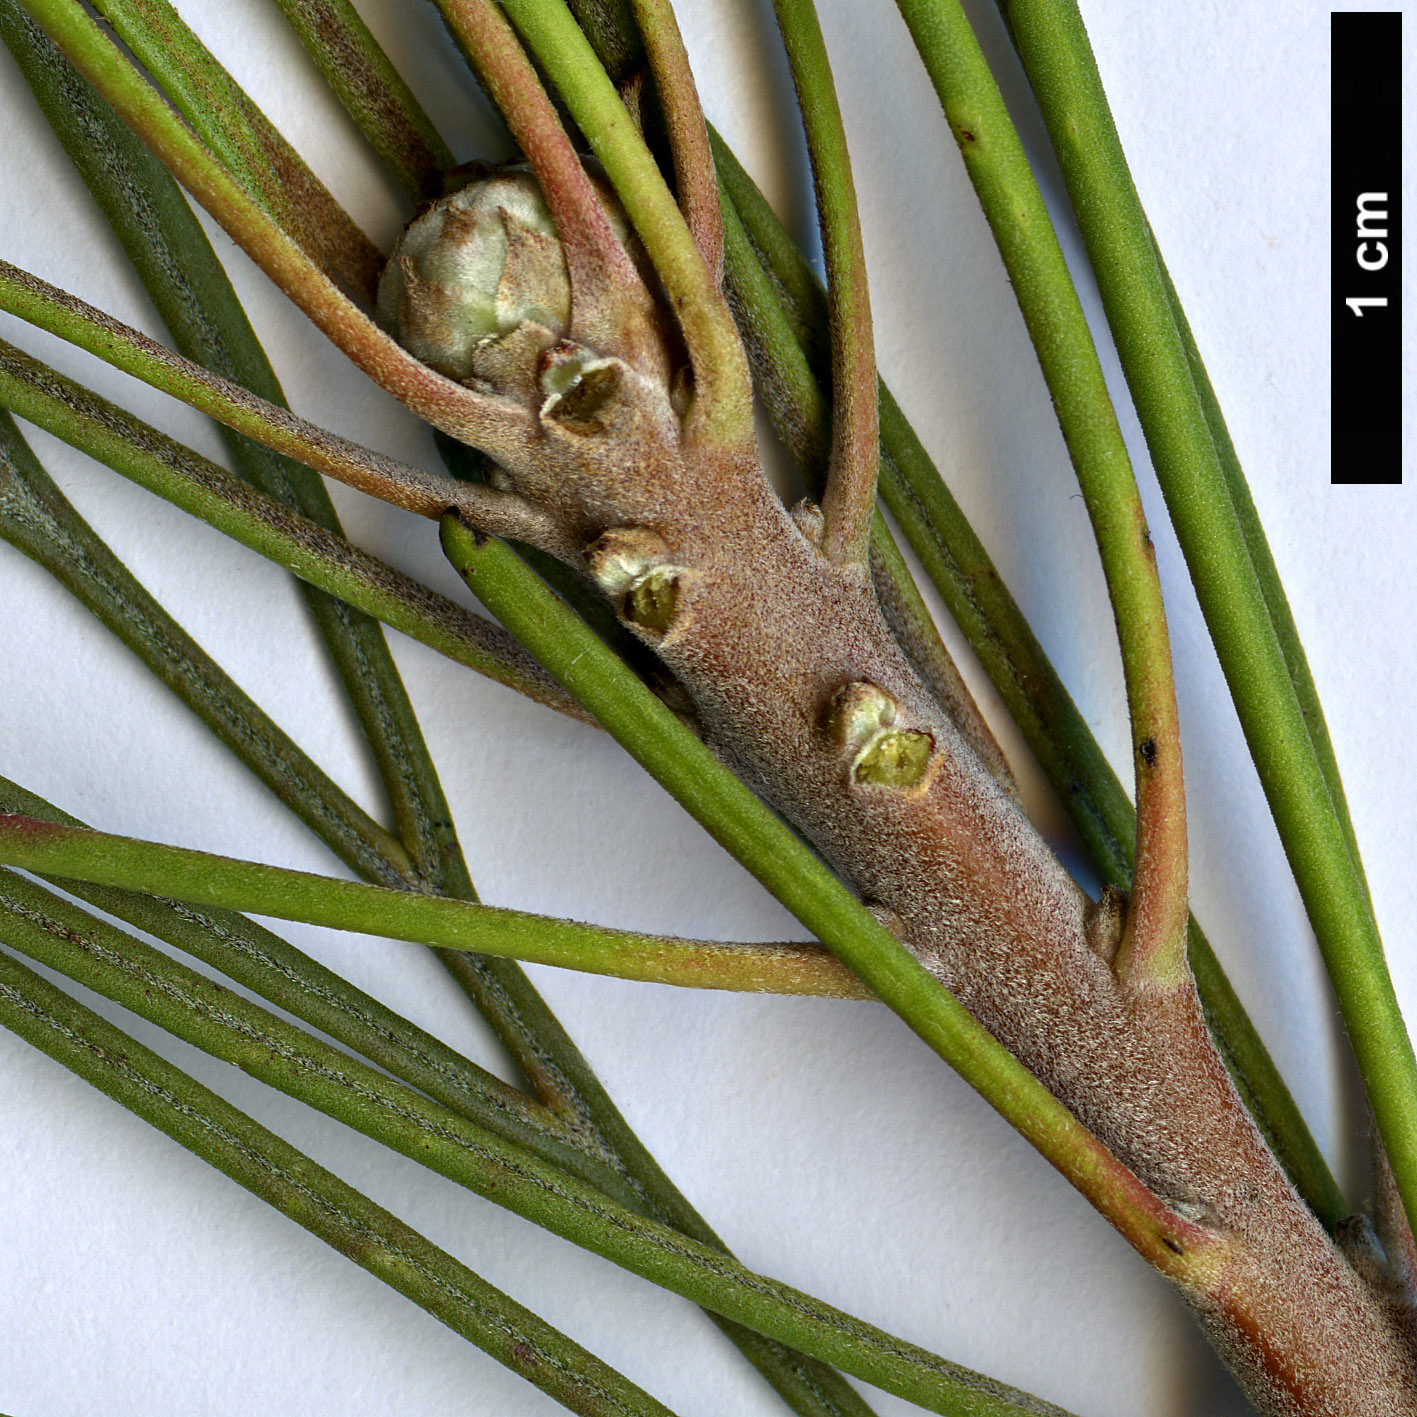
[10,0,528,459]
[87,0,382,298]
[0,27,900,1400]
[0,411,412,886]
[883,0,1193,988]
[625,0,724,279]
[0,943,681,1417]
[0,813,861,998]
[0,336,582,720]
[769,0,877,567]
[0,3,484,839]
[996,0,1417,1231]
[0,870,1073,1417]
[0,774,638,1195]
[489,0,753,445]
[1148,229,1369,896]
[267,0,454,201]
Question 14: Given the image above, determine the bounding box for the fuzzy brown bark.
[547,422,1417,1415]
[395,179,1416,1410]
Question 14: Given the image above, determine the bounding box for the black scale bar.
[1332,12,1403,483]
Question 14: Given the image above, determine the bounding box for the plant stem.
[997,0,1417,1228]
[268,0,454,201]
[717,174,1015,795]
[709,100,1347,1232]
[0,870,1073,1417]
[0,943,682,1417]
[442,517,1218,1283]
[771,0,878,567]
[0,338,581,720]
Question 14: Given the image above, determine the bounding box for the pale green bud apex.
[377,171,570,383]
[826,681,936,791]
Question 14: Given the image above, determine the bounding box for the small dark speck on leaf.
[1139,737,1157,768]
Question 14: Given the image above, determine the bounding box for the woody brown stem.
[633,460,1415,1415]
[468,328,1416,1408]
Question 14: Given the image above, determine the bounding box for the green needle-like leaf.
[995,0,1417,1230]
[0,774,638,1195]
[267,0,454,201]
[0,812,861,998]
[0,943,682,1417]
[770,0,878,567]
[0,3,482,834]
[0,336,580,718]
[0,411,412,886]
[0,29,905,1402]
[489,0,753,445]
[0,866,1073,1417]
[86,0,381,298]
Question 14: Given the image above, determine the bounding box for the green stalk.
[267,0,454,201]
[0,872,1071,1417]
[0,945,680,1417]
[0,813,862,998]
[0,256,533,520]
[770,0,878,567]
[0,337,579,719]
[417,434,894,1417]
[442,517,1221,1285]
[710,118,1347,1231]
[1148,231,1369,896]
[996,0,1417,1228]
[0,775,639,1194]
[396,738,891,1417]
[0,412,412,886]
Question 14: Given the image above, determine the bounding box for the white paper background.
[0,2,1411,1415]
